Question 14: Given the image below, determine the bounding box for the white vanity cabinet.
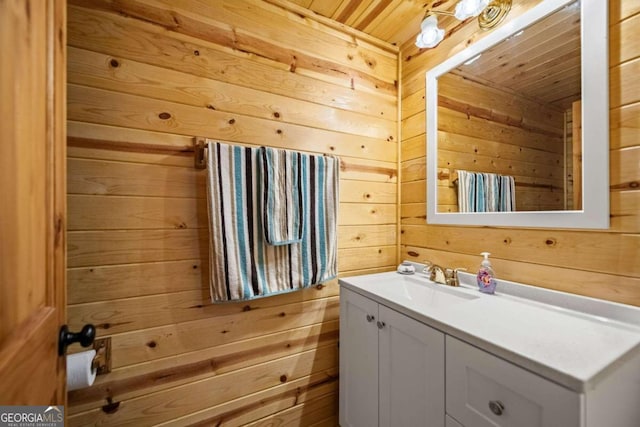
[339,287,445,427]
[339,270,640,427]
[446,336,580,427]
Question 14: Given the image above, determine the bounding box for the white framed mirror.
[425,0,609,229]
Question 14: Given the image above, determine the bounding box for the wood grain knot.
[630,181,639,188]
[545,238,557,246]
[276,129,283,134]
[228,118,236,125]
[158,112,171,120]
[407,251,419,257]
[279,312,286,317]
[242,305,251,312]
[280,375,288,383]
[102,398,120,414]
[109,59,119,68]
[329,146,335,151]
[316,284,325,290]
[192,264,198,269]
[147,340,157,348]
[193,50,200,56]
[55,215,63,246]
[273,112,281,118]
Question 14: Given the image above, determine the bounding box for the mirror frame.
[425,0,609,229]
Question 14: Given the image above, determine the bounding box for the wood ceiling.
[285,0,446,47]
[452,1,581,110]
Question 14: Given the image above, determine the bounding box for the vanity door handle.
[489,400,504,416]
[366,314,375,323]
[376,321,386,329]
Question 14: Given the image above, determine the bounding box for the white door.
[339,288,380,427]
[378,305,445,427]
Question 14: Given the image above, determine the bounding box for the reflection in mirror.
[438,2,581,213]
[426,0,609,229]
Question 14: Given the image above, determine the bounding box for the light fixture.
[478,0,512,29]
[414,0,512,49]
[455,0,490,20]
[415,15,445,48]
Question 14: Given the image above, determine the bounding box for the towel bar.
[194,137,207,169]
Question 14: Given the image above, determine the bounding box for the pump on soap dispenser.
[477,252,497,294]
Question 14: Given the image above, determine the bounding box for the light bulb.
[415,15,445,48]
[454,0,490,20]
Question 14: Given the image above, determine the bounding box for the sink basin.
[345,272,479,312]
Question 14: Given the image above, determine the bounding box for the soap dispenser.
[477,252,497,294]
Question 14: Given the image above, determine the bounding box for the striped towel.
[206,141,339,302]
[499,175,516,211]
[457,171,474,212]
[259,147,303,245]
[456,170,515,213]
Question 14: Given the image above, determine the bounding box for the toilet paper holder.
[91,337,111,375]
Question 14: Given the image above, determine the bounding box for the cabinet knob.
[366,314,375,322]
[489,400,505,416]
[376,321,386,329]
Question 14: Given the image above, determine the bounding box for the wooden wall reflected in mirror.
[436,1,581,213]
[426,0,609,229]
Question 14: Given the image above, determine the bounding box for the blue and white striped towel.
[206,141,339,302]
[259,147,303,245]
[457,170,515,213]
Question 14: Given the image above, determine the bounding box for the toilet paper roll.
[66,349,97,391]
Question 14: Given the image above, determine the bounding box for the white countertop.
[339,268,640,393]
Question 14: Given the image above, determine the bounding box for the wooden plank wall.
[400,0,640,307]
[433,72,566,212]
[65,0,398,425]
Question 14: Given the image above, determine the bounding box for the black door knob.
[58,324,96,356]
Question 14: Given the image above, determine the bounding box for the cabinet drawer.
[446,336,581,427]
[446,415,464,427]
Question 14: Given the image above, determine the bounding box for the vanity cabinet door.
[446,415,464,427]
[446,336,581,427]
[340,288,380,427]
[378,305,445,427]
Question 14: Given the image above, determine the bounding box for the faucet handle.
[421,260,433,275]
[445,268,456,286]
[448,268,468,287]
